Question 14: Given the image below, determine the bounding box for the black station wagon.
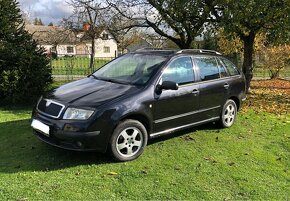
[31,49,246,161]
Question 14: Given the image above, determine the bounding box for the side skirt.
[149,116,220,138]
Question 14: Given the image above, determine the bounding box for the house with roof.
[25,25,118,58]
[76,29,118,58]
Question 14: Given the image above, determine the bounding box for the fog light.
[64,124,80,132]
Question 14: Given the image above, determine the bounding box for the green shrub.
[0,0,52,104]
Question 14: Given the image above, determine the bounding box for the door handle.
[192,89,199,96]
[224,83,230,89]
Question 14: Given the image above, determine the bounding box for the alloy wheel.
[223,103,236,127]
[115,127,144,158]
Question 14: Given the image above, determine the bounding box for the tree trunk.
[54,44,58,57]
[89,37,95,73]
[270,69,279,79]
[241,32,255,93]
[175,40,192,49]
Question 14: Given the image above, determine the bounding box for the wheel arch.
[119,113,152,135]
[229,96,240,111]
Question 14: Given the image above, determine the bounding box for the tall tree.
[67,0,109,72]
[216,0,290,92]
[0,0,52,103]
[108,0,219,49]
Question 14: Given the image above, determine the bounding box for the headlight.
[63,108,94,120]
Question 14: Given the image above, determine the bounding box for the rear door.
[152,56,200,133]
[193,56,229,120]
[218,57,246,101]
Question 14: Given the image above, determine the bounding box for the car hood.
[46,77,141,108]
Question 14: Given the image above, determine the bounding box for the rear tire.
[219,99,237,128]
[109,119,148,162]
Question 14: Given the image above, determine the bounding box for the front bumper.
[31,110,109,152]
[33,129,102,151]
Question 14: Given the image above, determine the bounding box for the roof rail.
[135,48,177,52]
[177,49,222,55]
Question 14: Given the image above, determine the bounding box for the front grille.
[37,99,65,118]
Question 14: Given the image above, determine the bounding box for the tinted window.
[220,58,240,76]
[195,57,220,81]
[161,57,194,85]
[216,57,228,77]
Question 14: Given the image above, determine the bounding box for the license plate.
[31,119,50,136]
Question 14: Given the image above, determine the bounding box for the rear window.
[216,58,228,78]
[194,56,220,81]
[220,58,240,76]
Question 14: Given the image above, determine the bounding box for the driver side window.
[161,57,194,85]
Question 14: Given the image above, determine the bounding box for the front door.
[152,56,200,133]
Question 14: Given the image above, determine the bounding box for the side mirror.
[156,81,179,94]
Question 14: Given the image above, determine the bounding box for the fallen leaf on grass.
[203,157,218,164]
[183,135,196,142]
[252,79,290,90]
[242,80,290,115]
[17,198,28,201]
[228,162,235,166]
[108,172,118,176]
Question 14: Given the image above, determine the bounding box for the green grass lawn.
[0,109,289,200]
[0,80,289,200]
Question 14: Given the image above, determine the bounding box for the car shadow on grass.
[0,119,219,173]
[0,119,114,174]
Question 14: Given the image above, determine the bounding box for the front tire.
[109,119,148,162]
[219,99,237,128]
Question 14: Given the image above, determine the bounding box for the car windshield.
[92,53,168,85]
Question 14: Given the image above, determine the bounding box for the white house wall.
[38,45,53,54]
[38,44,77,56]
[56,45,76,56]
[94,39,117,58]
[93,31,118,58]
[37,31,117,58]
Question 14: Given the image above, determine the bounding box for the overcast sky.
[18,0,73,25]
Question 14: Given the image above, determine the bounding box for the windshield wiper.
[91,74,96,79]
[91,75,129,85]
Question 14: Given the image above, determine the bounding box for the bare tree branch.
[107,0,220,49]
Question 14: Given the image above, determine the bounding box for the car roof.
[133,48,222,57]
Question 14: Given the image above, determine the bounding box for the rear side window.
[216,58,228,78]
[161,57,194,85]
[195,57,220,81]
[220,58,240,76]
